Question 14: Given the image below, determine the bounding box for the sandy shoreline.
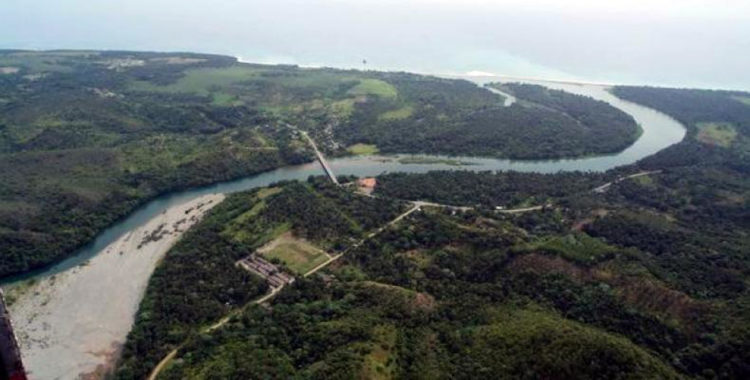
[8,193,225,380]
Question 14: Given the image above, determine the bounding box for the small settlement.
[236,254,295,288]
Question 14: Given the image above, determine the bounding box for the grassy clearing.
[348,79,398,99]
[258,232,329,274]
[633,174,654,186]
[519,232,616,265]
[361,324,398,379]
[347,143,379,155]
[211,92,240,106]
[732,95,750,106]
[129,66,261,94]
[696,122,738,147]
[330,98,356,118]
[256,187,282,199]
[378,105,413,121]
[0,53,75,73]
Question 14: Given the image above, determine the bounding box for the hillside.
[112,84,750,378]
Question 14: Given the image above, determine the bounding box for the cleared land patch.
[129,66,261,94]
[348,79,398,99]
[0,66,20,74]
[347,143,379,155]
[330,98,356,117]
[732,95,750,106]
[257,232,330,274]
[516,232,616,265]
[696,122,737,148]
[378,105,414,121]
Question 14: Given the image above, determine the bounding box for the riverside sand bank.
[8,193,225,379]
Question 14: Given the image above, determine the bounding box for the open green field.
[517,232,616,265]
[259,233,329,274]
[696,122,737,147]
[347,78,398,99]
[129,66,262,94]
[732,95,750,106]
[346,143,379,155]
[378,105,414,121]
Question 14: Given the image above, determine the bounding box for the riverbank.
[8,193,225,379]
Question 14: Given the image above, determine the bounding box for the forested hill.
[334,78,640,159]
[0,50,641,278]
[115,85,750,379]
[612,86,750,173]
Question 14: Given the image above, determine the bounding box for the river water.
[5,77,685,378]
[2,77,685,285]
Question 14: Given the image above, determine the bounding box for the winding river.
[5,77,685,379]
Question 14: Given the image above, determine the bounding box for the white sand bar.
[9,193,225,379]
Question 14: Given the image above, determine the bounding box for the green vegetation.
[116,179,407,379]
[335,79,641,160]
[347,78,398,99]
[118,84,750,378]
[375,170,608,208]
[463,308,679,379]
[346,143,379,155]
[732,95,750,106]
[4,50,750,378]
[515,232,616,265]
[396,156,477,166]
[0,50,646,278]
[258,233,329,274]
[696,122,737,147]
[378,105,413,121]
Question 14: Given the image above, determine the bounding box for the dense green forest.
[333,78,640,159]
[0,50,640,278]
[116,179,407,378]
[119,168,748,378]
[4,50,749,378]
[114,85,750,378]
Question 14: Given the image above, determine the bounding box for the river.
[5,77,685,379]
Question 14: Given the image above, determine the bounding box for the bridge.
[300,131,339,185]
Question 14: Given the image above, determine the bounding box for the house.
[357,177,377,188]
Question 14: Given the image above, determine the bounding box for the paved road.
[592,170,662,193]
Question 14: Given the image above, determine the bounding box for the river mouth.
[5,77,686,378]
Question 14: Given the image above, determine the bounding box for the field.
[129,66,262,94]
[378,105,413,121]
[346,143,379,155]
[696,122,737,147]
[347,78,398,99]
[517,232,616,265]
[732,95,750,106]
[257,232,330,274]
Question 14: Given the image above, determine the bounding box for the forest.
[116,179,407,378]
[119,165,749,378]
[332,77,640,159]
[113,84,750,378]
[3,50,749,378]
[0,50,642,278]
